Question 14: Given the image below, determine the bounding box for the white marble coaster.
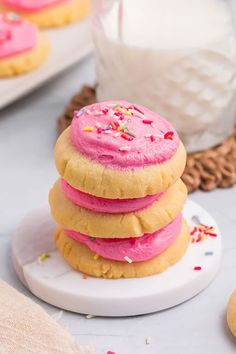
[12,200,221,317]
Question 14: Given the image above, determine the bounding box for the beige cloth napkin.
[0,281,94,354]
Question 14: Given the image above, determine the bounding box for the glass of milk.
[92,0,236,153]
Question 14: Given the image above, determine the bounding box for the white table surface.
[0,55,236,354]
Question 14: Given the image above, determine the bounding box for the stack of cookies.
[49,101,189,279]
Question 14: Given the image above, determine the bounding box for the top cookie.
[55,101,186,198]
[71,100,180,169]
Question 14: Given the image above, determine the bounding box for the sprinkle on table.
[124,256,133,263]
[194,266,202,271]
[191,215,202,225]
[107,351,116,354]
[38,253,50,264]
[86,314,95,319]
[145,336,151,345]
[82,274,88,280]
[204,251,214,256]
[190,224,217,243]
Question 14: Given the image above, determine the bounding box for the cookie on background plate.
[227,291,236,339]
[0,0,91,28]
[0,13,49,77]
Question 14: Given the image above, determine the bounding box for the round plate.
[12,200,221,317]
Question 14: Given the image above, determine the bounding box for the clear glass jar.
[92,0,236,153]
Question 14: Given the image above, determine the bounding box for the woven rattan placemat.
[58,85,236,193]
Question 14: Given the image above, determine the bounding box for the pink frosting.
[3,0,68,12]
[71,101,180,169]
[61,179,164,213]
[64,214,182,262]
[0,13,37,59]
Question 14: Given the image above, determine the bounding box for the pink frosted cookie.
[55,101,187,198]
[49,178,187,238]
[0,13,49,77]
[71,100,180,169]
[0,0,91,28]
[64,214,183,262]
[55,220,189,278]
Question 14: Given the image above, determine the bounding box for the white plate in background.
[0,18,92,110]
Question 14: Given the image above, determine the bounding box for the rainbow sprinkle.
[119,146,131,152]
[150,135,155,142]
[142,119,153,124]
[121,132,133,141]
[164,131,174,140]
[76,108,85,118]
[124,256,133,263]
[38,253,50,264]
[205,251,214,256]
[83,126,93,132]
[78,103,175,152]
[194,266,202,271]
